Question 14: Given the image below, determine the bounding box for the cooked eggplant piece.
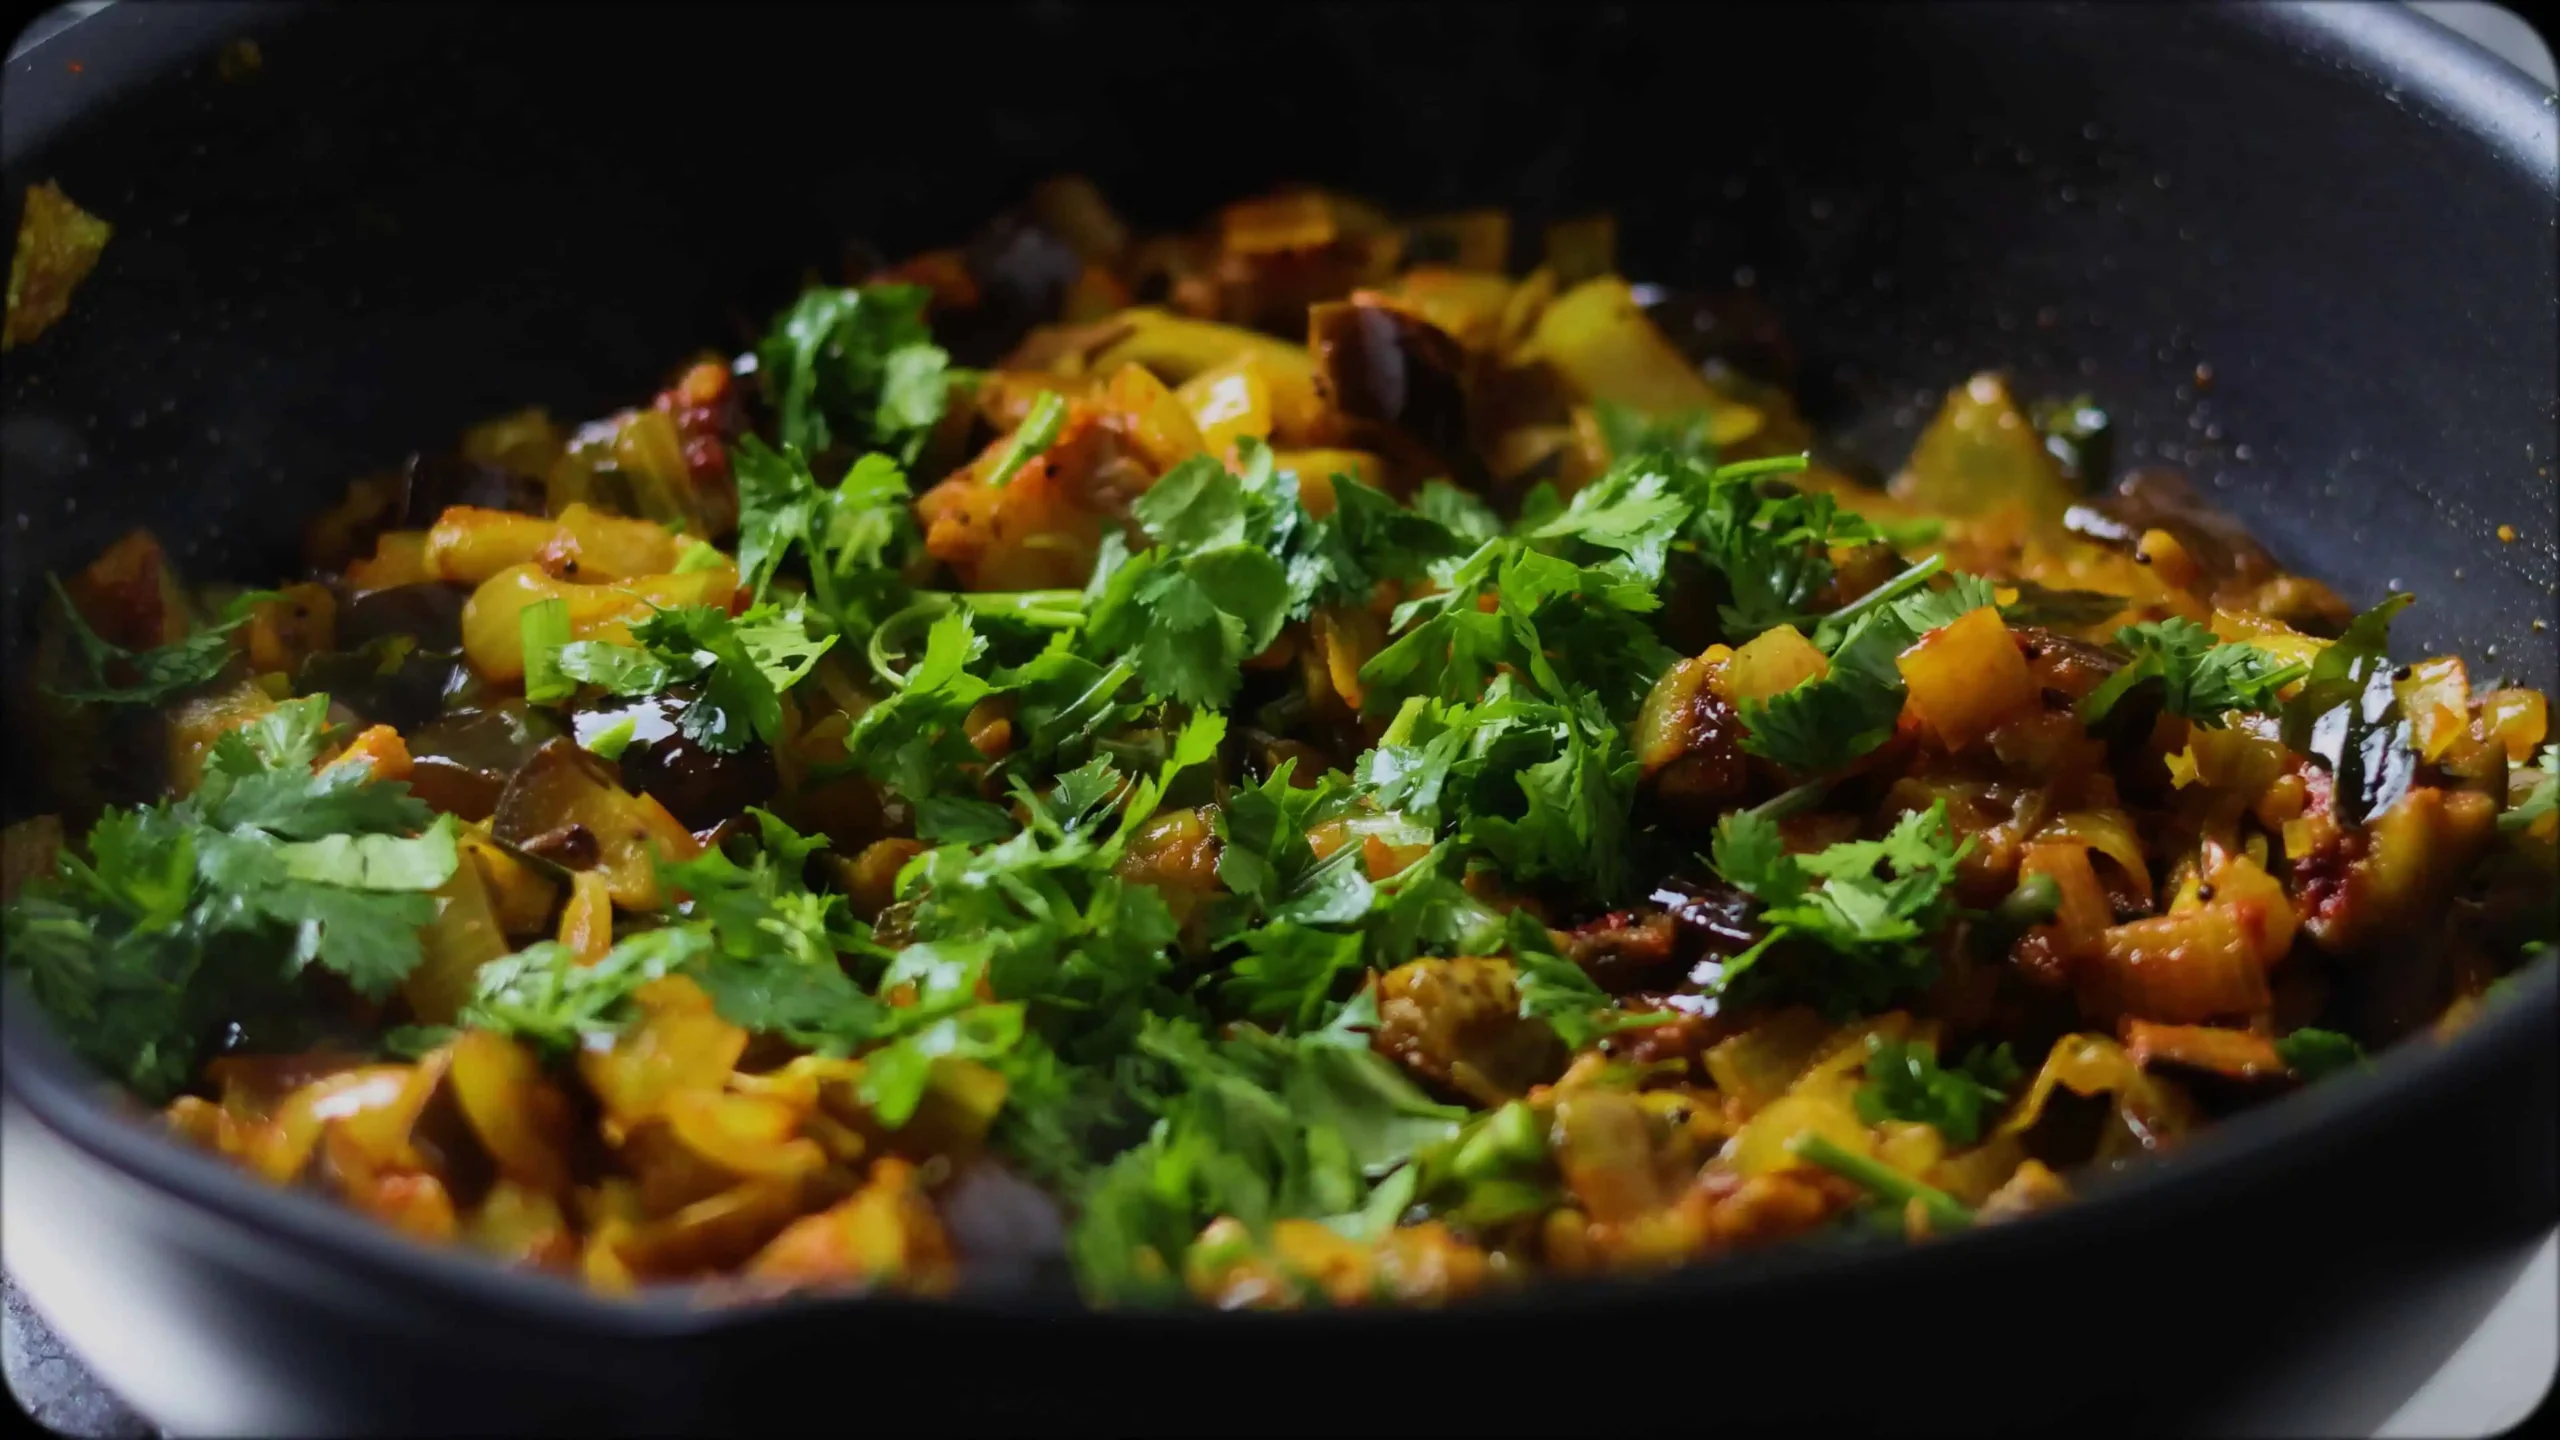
[306,585,470,730]
[1307,298,1475,483]
[407,701,564,822]
[293,640,462,735]
[491,738,700,910]
[398,450,547,525]
[1648,878,1766,973]
[945,214,1086,367]
[338,582,468,653]
[597,691,782,832]
[2067,468,2354,633]
[1563,909,1682,992]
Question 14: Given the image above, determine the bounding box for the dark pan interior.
[4,3,2553,755]
[0,4,2554,1435]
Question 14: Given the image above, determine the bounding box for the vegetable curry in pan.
[5,179,2552,1308]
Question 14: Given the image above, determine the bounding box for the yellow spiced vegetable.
[0,177,2542,1315]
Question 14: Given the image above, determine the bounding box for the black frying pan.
[2,4,2554,1434]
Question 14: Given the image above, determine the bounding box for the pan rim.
[1,0,2554,1335]
[5,957,2552,1334]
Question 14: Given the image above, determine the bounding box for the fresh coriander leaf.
[2281,593,2417,825]
[1457,683,1643,899]
[1116,708,1227,837]
[658,808,878,1051]
[755,284,950,461]
[1593,399,1722,465]
[806,452,924,640]
[1795,555,1945,652]
[379,1023,458,1060]
[269,813,462,891]
[198,696,438,839]
[1293,467,1470,613]
[555,641,688,695]
[1083,536,1290,708]
[1737,607,1907,773]
[1362,854,1507,970]
[1854,1034,2018,1145]
[1358,681,1641,897]
[1210,760,1368,933]
[1885,572,2002,638]
[876,342,952,452]
[1710,799,1969,1014]
[895,718,1218,1066]
[1133,454,1255,551]
[732,437,923,638]
[460,929,713,1055]
[1360,540,1673,723]
[916,795,1018,844]
[624,602,831,755]
[858,1001,1029,1127]
[843,608,995,800]
[1502,909,1663,1052]
[731,435,820,601]
[1224,923,1367,1032]
[1683,455,1882,640]
[2274,1026,2367,1082]
[1735,576,1999,773]
[1356,696,1471,825]
[2080,616,2307,728]
[3,833,218,1101]
[2501,743,2560,834]
[995,644,1141,769]
[1523,456,1693,581]
[42,576,281,707]
[1067,1014,1462,1305]
[732,602,837,693]
[1413,480,1506,545]
[192,830,445,998]
[985,389,1069,488]
[5,691,467,1093]
[1010,754,1131,838]
[1271,1029,1468,1174]
[519,598,575,704]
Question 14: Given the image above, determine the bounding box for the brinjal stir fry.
[6,181,2553,1309]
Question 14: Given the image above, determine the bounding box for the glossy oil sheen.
[0,4,2553,1434]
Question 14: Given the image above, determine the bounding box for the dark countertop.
[3,1275,154,1439]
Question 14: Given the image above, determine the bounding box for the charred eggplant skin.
[1309,298,1476,483]
[602,691,782,833]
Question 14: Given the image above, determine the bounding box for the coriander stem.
[1970,872,2062,961]
[1050,656,1140,737]
[1811,553,1948,644]
[961,589,1088,622]
[1788,1133,1974,1231]
[984,390,1069,489]
[1748,777,1835,822]
[801,523,846,623]
[1711,454,1814,482]
[864,589,1091,690]
[1992,873,2062,929]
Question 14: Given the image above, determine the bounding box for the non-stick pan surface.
[2,4,2554,1434]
